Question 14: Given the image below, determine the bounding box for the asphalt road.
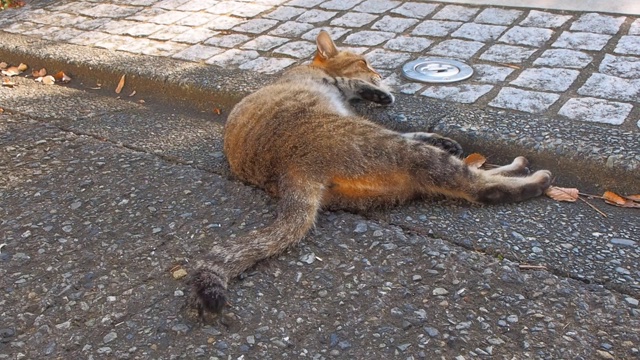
[1,72,639,359]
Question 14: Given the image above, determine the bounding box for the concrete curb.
[1,32,638,192]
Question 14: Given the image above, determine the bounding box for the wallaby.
[189,30,552,315]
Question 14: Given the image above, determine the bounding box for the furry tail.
[189,176,324,315]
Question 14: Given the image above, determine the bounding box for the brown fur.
[189,31,552,314]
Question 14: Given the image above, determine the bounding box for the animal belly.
[328,172,413,199]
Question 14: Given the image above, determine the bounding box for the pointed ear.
[314,30,338,62]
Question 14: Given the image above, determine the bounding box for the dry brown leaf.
[115,74,125,94]
[53,71,71,83]
[17,63,28,72]
[0,62,7,70]
[129,90,136,97]
[463,153,486,169]
[213,108,221,115]
[2,78,15,87]
[603,191,640,208]
[41,75,55,85]
[32,68,46,77]
[0,108,4,113]
[2,66,21,76]
[138,99,145,104]
[545,186,579,202]
[624,194,640,201]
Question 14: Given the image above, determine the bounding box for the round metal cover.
[402,58,473,83]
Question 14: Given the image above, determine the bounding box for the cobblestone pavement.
[1,0,639,130]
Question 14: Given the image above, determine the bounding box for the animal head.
[312,30,382,85]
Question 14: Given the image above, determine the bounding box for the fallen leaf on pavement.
[17,63,28,72]
[32,68,46,77]
[463,153,486,168]
[603,191,640,208]
[545,186,579,202]
[2,78,15,87]
[42,75,56,85]
[2,66,21,76]
[0,62,7,69]
[115,74,125,94]
[129,90,136,97]
[53,71,71,83]
[0,108,4,113]
[213,108,221,115]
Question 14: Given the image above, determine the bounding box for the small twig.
[578,196,608,218]
[578,192,603,199]
[518,264,547,271]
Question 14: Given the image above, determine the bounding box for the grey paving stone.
[301,27,350,41]
[176,0,219,11]
[148,10,190,24]
[558,97,633,125]
[420,84,493,104]
[154,0,190,10]
[239,57,296,74]
[510,67,580,92]
[599,54,640,79]
[519,10,572,28]
[172,44,224,61]
[398,82,425,94]
[78,4,140,18]
[206,49,260,66]
[141,40,188,57]
[474,8,523,25]
[489,87,560,113]
[630,19,640,35]
[343,31,395,46]
[204,33,251,48]
[411,20,462,37]
[273,40,316,58]
[296,9,338,23]
[1,21,43,34]
[68,31,111,46]
[330,12,378,28]
[229,3,272,17]
[240,35,289,51]
[578,73,640,102]
[233,19,279,33]
[127,8,166,22]
[352,0,401,14]
[365,49,411,69]
[269,21,314,37]
[171,28,218,44]
[94,34,136,50]
[320,0,363,10]
[117,37,155,54]
[451,23,507,42]
[552,31,612,51]
[125,22,166,37]
[147,25,190,40]
[44,28,86,42]
[432,5,479,21]
[533,49,593,69]
[391,2,438,19]
[384,36,432,52]
[203,15,245,30]
[473,64,514,83]
[569,13,626,35]
[371,16,418,33]
[264,6,305,20]
[614,36,640,56]
[286,0,324,7]
[204,1,242,14]
[428,39,484,60]
[98,20,139,35]
[499,26,553,47]
[479,44,536,63]
[31,12,85,26]
[175,12,218,27]
[75,18,111,31]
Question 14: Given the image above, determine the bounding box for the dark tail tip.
[189,268,228,315]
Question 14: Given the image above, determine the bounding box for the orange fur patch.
[329,172,413,199]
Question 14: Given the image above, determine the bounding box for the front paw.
[358,87,395,105]
[188,268,228,316]
[411,133,463,157]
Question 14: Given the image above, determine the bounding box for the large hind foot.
[189,268,228,316]
[403,132,463,157]
[477,169,552,204]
